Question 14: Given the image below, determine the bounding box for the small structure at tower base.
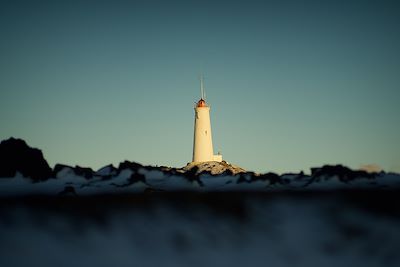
[213,154,223,162]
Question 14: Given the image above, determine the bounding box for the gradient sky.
[1,0,399,173]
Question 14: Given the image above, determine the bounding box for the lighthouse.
[192,77,223,163]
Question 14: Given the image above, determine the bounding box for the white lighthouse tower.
[192,76,222,163]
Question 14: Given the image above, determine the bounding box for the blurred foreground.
[1,191,399,267]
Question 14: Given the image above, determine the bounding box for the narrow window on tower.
[205,130,207,135]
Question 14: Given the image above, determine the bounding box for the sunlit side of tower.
[192,77,222,163]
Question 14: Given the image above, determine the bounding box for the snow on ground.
[0,166,399,196]
[0,172,34,196]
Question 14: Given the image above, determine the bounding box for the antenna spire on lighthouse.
[200,74,205,100]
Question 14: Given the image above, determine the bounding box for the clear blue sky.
[1,0,399,173]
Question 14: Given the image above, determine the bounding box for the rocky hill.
[182,161,246,175]
[0,137,399,196]
[0,137,52,181]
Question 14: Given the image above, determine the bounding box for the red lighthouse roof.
[196,98,207,107]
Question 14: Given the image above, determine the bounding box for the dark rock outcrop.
[74,166,94,179]
[310,165,375,184]
[53,164,72,175]
[53,164,94,179]
[0,137,52,181]
[96,164,117,179]
[128,172,146,184]
[117,161,143,173]
[183,165,203,186]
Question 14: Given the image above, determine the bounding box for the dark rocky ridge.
[0,137,394,189]
[0,137,52,181]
